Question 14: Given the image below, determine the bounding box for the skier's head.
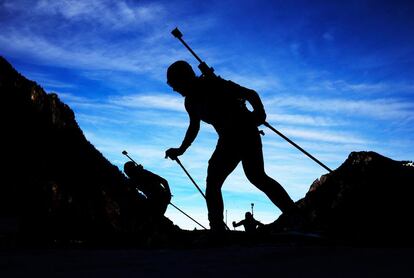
[245,212,253,219]
[124,161,143,177]
[167,60,196,96]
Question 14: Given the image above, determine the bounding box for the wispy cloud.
[266,112,343,126]
[0,0,221,82]
[218,70,282,92]
[76,114,127,126]
[6,0,166,29]
[83,130,168,165]
[21,72,75,89]
[57,92,192,130]
[278,126,369,145]
[306,79,414,94]
[0,30,173,79]
[267,95,414,121]
[109,94,185,112]
[57,92,120,111]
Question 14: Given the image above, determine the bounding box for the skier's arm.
[232,220,243,228]
[150,171,171,193]
[165,102,200,160]
[255,219,264,227]
[143,169,172,196]
[179,112,200,153]
[243,88,266,125]
[226,80,266,125]
[158,176,171,195]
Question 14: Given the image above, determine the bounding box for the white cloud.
[266,112,343,126]
[108,94,185,112]
[34,0,165,29]
[0,30,176,79]
[57,92,95,104]
[22,72,75,89]
[36,0,94,19]
[0,1,187,82]
[57,92,120,111]
[0,0,224,83]
[57,92,192,130]
[218,70,282,92]
[279,126,368,144]
[83,130,167,165]
[267,95,414,121]
[76,114,126,126]
[306,79,414,94]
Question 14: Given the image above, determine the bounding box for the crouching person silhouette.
[233,212,264,233]
[165,60,296,232]
[123,162,172,228]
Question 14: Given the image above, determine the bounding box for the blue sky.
[1,0,413,230]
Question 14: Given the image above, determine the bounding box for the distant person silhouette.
[232,212,264,233]
[124,162,171,219]
[165,60,297,231]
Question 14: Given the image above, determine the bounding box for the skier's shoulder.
[139,167,158,180]
[197,75,232,87]
[216,76,251,94]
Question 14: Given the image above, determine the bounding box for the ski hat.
[167,60,196,86]
[124,161,143,176]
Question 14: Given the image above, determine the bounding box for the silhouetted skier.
[232,212,264,233]
[165,60,296,231]
[123,162,172,220]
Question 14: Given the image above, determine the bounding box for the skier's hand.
[232,221,237,227]
[253,109,267,126]
[165,147,184,160]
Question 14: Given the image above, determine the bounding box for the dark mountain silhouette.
[0,56,177,245]
[272,151,414,245]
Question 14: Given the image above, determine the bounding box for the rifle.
[171,28,216,78]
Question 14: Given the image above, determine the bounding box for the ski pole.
[173,157,231,231]
[263,122,333,173]
[169,202,207,230]
[174,157,206,199]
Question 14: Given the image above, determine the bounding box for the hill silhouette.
[0,56,177,245]
[271,151,414,245]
